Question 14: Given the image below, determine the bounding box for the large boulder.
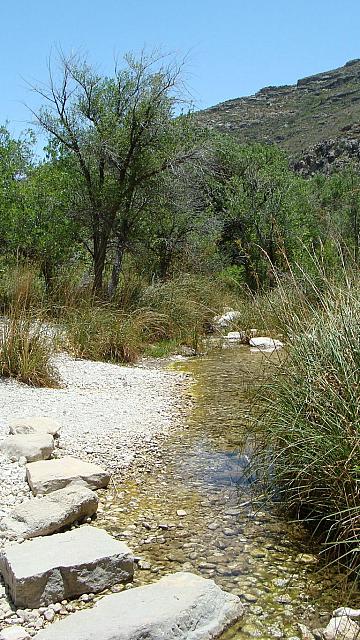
[33,572,242,640]
[26,456,110,495]
[0,434,54,463]
[0,485,99,539]
[0,525,134,608]
[9,417,61,437]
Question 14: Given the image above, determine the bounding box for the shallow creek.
[96,345,359,639]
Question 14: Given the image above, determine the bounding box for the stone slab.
[26,456,110,495]
[0,485,99,539]
[1,434,54,463]
[0,525,134,608]
[9,418,61,437]
[0,627,31,640]
[33,572,242,640]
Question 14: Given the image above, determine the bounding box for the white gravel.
[0,353,188,522]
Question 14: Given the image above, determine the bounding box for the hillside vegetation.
[198,59,360,156]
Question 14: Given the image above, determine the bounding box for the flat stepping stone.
[0,525,134,608]
[0,627,30,640]
[0,485,99,539]
[1,434,54,463]
[9,417,61,437]
[26,456,110,495]
[33,572,242,639]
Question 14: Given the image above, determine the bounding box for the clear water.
[96,345,359,639]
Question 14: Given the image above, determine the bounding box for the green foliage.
[143,339,180,358]
[34,52,203,295]
[64,306,146,363]
[210,139,329,290]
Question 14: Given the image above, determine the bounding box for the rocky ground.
[0,353,188,518]
[0,353,189,636]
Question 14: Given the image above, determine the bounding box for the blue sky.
[2,0,360,140]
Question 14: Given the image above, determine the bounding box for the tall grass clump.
[65,305,171,363]
[138,274,238,346]
[253,278,360,574]
[65,274,240,363]
[0,306,59,387]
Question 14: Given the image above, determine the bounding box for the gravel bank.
[0,353,188,522]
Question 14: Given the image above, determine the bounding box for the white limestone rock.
[249,336,283,351]
[333,609,360,620]
[0,627,31,640]
[26,456,110,495]
[0,525,134,608]
[9,418,61,437]
[213,310,241,328]
[33,571,243,640]
[323,616,360,640]
[225,331,244,341]
[0,485,99,539]
[0,434,54,463]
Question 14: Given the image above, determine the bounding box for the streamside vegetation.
[248,268,360,575]
[1,50,360,574]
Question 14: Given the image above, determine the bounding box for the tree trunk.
[158,240,172,280]
[92,236,107,296]
[108,237,125,300]
[41,260,54,293]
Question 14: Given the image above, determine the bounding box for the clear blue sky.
[2,0,360,139]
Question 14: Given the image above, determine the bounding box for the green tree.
[210,139,324,290]
[0,125,34,254]
[14,156,81,289]
[32,51,201,297]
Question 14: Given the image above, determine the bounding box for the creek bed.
[96,345,359,639]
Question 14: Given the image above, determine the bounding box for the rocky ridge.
[198,59,360,157]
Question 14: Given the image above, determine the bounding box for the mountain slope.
[198,59,360,156]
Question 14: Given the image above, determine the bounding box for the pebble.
[43,610,55,622]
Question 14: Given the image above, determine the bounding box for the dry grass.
[0,306,60,387]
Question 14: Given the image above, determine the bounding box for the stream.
[96,344,359,639]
